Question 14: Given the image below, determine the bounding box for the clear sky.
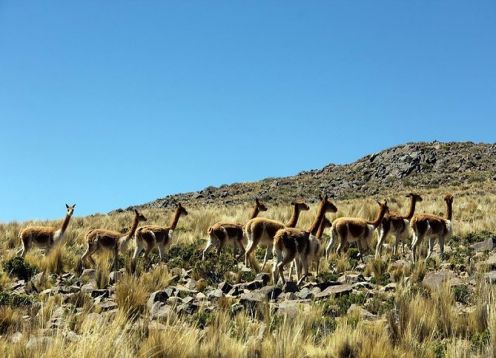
[1,1,495,222]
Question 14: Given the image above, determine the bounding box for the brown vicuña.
[81,209,146,269]
[17,204,76,258]
[244,200,310,271]
[326,201,389,259]
[411,194,454,262]
[375,193,422,258]
[202,199,267,260]
[132,203,188,267]
[272,196,337,285]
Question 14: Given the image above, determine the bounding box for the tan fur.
[132,204,188,267]
[17,204,76,258]
[326,201,389,259]
[376,193,423,258]
[244,201,310,270]
[202,199,267,260]
[272,196,337,284]
[411,194,454,262]
[81,209,146,269]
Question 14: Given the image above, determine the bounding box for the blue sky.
[0,1,495,221]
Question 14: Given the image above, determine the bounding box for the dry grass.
[0,182,495,356]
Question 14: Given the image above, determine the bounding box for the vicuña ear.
[65,204,69,209]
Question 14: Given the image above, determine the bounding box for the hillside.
[131,141,496,211]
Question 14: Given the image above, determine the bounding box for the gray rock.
[422,270,464,291]
[90,289,109,299]
[207,289,224,300]
[148,290,170,310]
[109,271,124,284]
[314,284,353,300]
[218,281,233,294]
[97,300,118,312]
[80,269,96,281]
[150,302,175,320]
[296,287,313,300]
[484,271,496,284]
[256,285,282,300]
[176,302,199,315]
[470,237,496,252]
[26,337,53,350]
[347,304,376,320]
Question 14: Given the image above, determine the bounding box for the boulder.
[150,302,175,320]
[347,304,376,320]
[422,270,464,291]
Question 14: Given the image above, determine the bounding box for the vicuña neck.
[368,206,387,228]
[170,208,182,230]
[308,202,327,235]
[286,205,302,228]
[315,220,327,239]
[249,205,260,220]
[125,215,140,241]
[60,213,72,235]
[404,198,419,220]
[446,201,453,221]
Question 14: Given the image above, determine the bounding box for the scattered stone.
[148,290,170,310]
[30,272,46,292]
[80,269,96,281]
[296,287,314,300]
[244,279,265,290]
[109,271,124,284]
[81,282,97,294]
[150,302,175,320]
[484,271,496,284]
[314,284,353,300]
[218,281,233,294]
[256,285,282,300]
[64,330,81,342]
[176,302,199,315]
[185,278,197,290]
[381,283,397,292]
[97,300,118,312]
[10,332,23,343]
[207,289,224,300]
[26,337,53,350]
[470,237,496,252]
[347,304,376,320]
[90,289,109,299]
[422,270,464,291]
[148,321,167,331]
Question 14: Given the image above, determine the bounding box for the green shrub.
[193,252,238,285]
[452,285,471,304]
[0,291,33,307]
[3,257,38,281]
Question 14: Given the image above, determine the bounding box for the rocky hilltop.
[129,141,496,211]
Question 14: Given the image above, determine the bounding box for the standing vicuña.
[132,203,188,267]
[272,196,337,285]
[17,204,76,258]
[286,215,334,283]
[81,209,147,269]
[375,193,423,258]
[203,199,267,260]
[411,194,453,262]
[326,201,389,259]
[244,200,310,271]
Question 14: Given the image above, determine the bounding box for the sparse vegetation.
[0,176,495,356]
